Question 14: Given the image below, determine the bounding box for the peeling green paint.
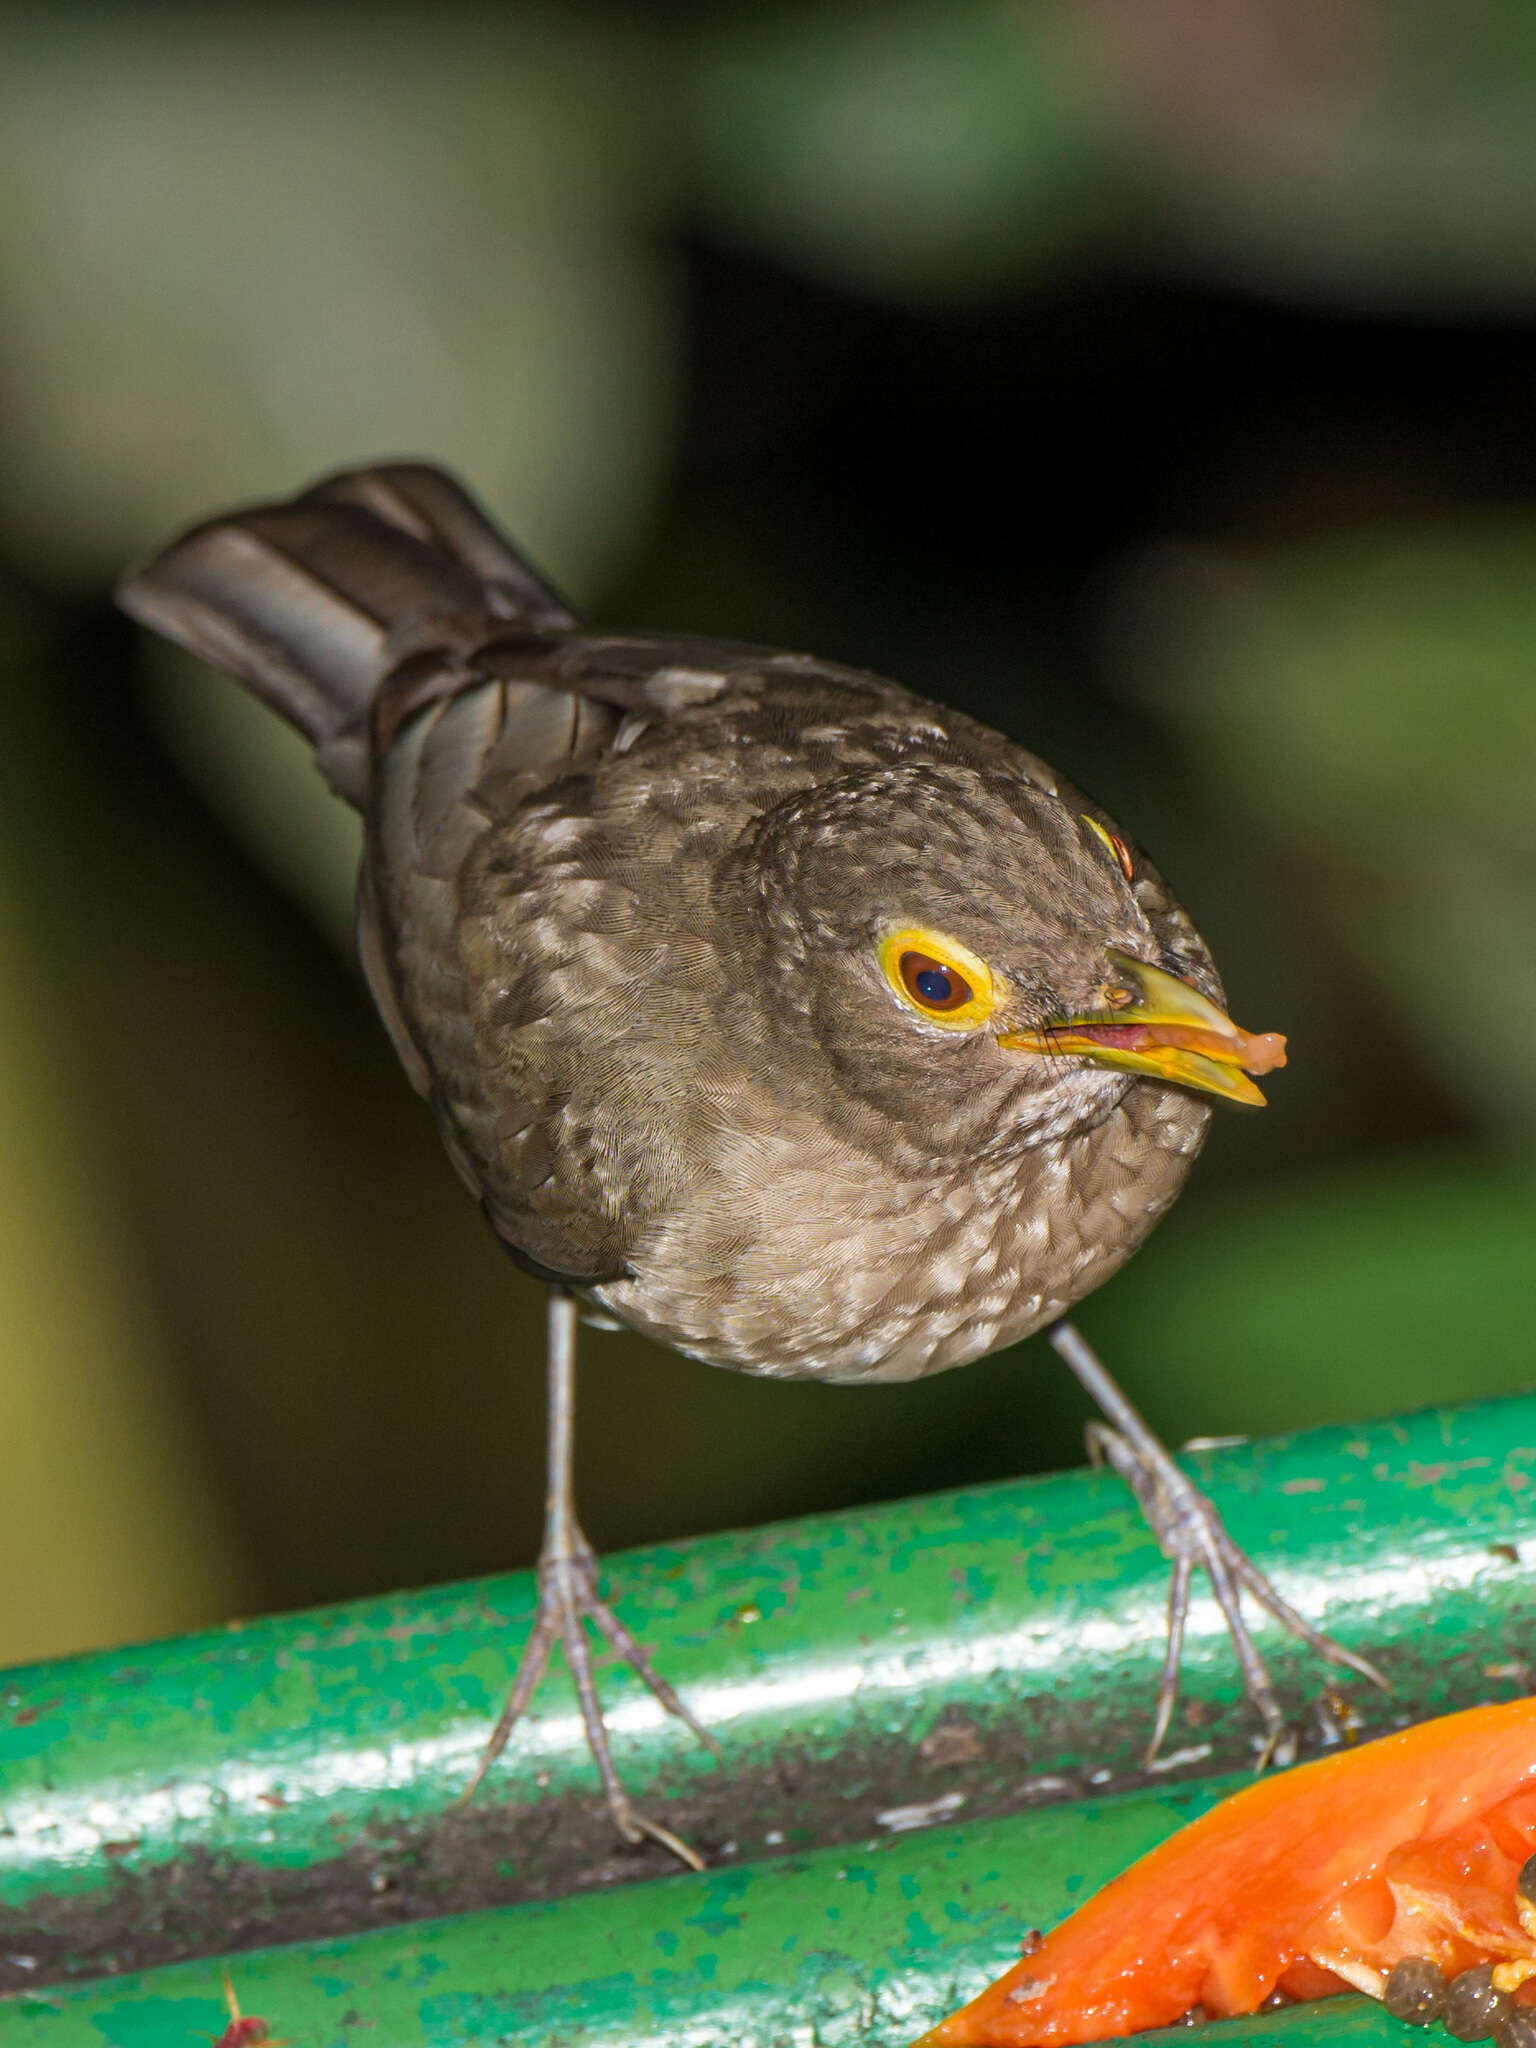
[2,1777,1417,2045]
[3,1393,1536,2038]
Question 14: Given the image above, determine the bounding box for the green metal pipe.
[4,1392,1536,1990]
[5,1771,1398,2046]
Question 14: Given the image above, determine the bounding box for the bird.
[118,461,1381,1868]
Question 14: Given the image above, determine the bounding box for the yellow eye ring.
[1083,814,1134,883]
[878,926,1000,1031]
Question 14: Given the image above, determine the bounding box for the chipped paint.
[3,1394,1536,2040]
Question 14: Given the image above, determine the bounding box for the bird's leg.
[1048,1318,1388,1767]
[463,1285,717,1869]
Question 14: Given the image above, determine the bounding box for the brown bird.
[119,462,1378,1867]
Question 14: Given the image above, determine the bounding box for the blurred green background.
[4,0,1536,1667]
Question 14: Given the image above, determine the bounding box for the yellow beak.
[996,947,1287,1108]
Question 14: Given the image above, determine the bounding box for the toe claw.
[1049,1320,1381,1768]
[1255,1715,1297,1772]
[467,1525,712,1869]
[618,1805,708,1873]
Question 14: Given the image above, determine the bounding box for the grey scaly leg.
[465,1287,717,1867]
[1049,1318,1388,1766]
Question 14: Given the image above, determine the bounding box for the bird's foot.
[463,1523,718,1870]
[1086,1421,1390,1769]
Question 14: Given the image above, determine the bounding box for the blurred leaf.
[144,645,362,946]
[1080,1150,1536,1448]
[1118,522,1536,1140]
[0,4,684,929]
[684,1,1122,300]
[0,7,677,590]
[685,0,1536,313]
[0,841,255,1664]
[1077,0,1536,313]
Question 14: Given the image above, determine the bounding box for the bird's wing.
[363,630,867,1282]
[361,655,633,1275]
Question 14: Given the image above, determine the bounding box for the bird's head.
[738,761,1285,1154]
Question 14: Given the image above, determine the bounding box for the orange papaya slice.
[921,1698,1536,2046]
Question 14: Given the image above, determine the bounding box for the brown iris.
[899,950,974,1013]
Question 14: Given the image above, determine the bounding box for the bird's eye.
[1083,814,1134,884]
[878,926,1000,1031]
[901,951,972,1011]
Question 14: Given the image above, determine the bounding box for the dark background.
[3,0,1535,1666]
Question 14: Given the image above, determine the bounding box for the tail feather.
[306,464,576,626]
[117,463,575,806]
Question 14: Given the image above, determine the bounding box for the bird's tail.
[116,462,575,806]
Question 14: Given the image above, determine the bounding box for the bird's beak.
[996,947,1287,1107]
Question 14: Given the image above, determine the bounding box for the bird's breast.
[590,1084,1210,1384]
